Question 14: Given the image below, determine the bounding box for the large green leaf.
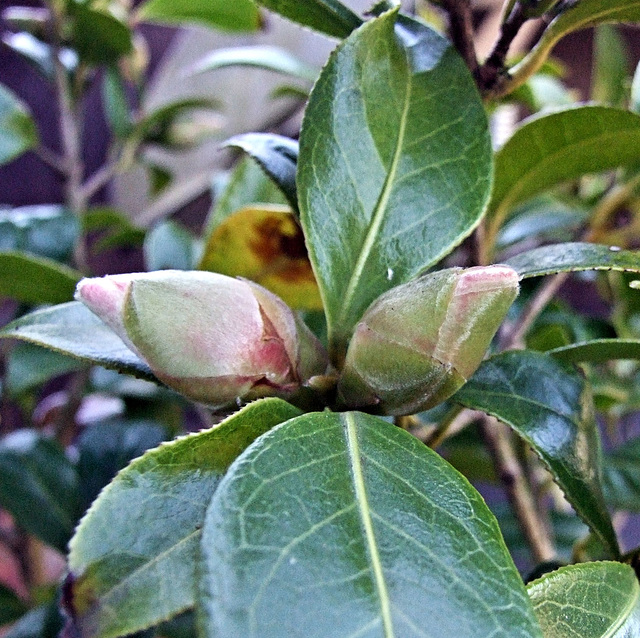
[67,399,301,638]
[0,83,38,165]
[509,0,640,101]
[603,435,640,512]
[0,251,81,304]
[488,107,640,246]
[298,11,492,360]
[0,302,155,381]
[255,0,362,38]
[506,242,640,279]
[527,562,640,637]
[200,411,542,638]
[137,0,260,31]
[456,350,619,557]
[0,430,80,552]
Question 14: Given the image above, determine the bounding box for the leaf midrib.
[343,413,394,637]
[336,60,412,334]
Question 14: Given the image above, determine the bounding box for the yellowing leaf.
[198,205,322,311]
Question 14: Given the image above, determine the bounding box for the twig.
[33,144,65,174]
[80,155,122,201]
[440,0,479,77]
[480,416,556,563]
[476,1,528,95]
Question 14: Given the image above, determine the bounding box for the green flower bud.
[337,266,519,416]
[75,271,329,407]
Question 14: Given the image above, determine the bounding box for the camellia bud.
[337,265,519,416]
[75,271,329,406]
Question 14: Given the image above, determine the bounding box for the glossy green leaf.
[528,562,640,637]
[255,0,362,38]
[510,0,640,97]
[200,411,542,638]
[190,46,317,82]
[143,220,197,271]
[204,157,287,236]
[67,398,301,638]
[488,107,640,243]
[0,205,79,261]
[6,342,84,396]
[0,302,155,381]
[0,430,80,552]
[0,584,28,626]
[70,5,133,65]
[0,252,81,304]
[549,338,640,364]
[592,25,629,107]
[456,350,619,557]
[603,435,640,511]
[0,83,38,165]
[83,207,145,254]
[506,242,640,279]
[224,133,299,212]
[137,0,260,31]
[298,11,492,360]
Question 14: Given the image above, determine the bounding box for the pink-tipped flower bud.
[337,266,519,416]
[75,271,329,406]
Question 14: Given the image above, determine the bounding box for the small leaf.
[603,435,640,511]
[6,342,84,396]
[0,584,28,626]
[0,430,80,552]
[102,69,132,138]
[0,83,38,165]
[199,205,322,310]
[591,25,629,106]
[70,5,133,65]
[456,350,619,557]
[0,302,155,381]
[528,562,640,637]
[298,11,492,360]
[224,133,299,212]
[200,411,542,637]
[488,106,640,246]
[0,205,79,262]
[190,46,317,82]
[254,0,362,38]
[0,251,81,304]
[506,242,640,279]
[137,0,260,31]
[67,398,301,638]
[144,220,197,271]
[549,338,640,364]
[203,157,287,236]
[632,59,640,112]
